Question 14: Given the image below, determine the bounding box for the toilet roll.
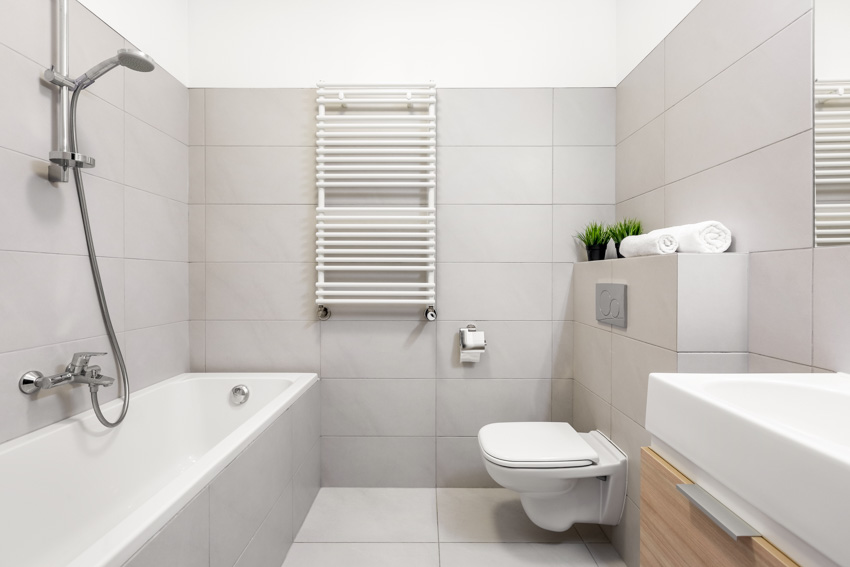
[459,326,486,363]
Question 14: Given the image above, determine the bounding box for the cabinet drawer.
[640,447,797,567]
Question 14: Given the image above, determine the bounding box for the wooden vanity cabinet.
[640,447,798,567]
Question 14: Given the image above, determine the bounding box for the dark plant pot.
[615,242,624,258]
[586,244,607,261]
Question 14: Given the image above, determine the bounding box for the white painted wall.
[616,0,701,84]
[187,0,616,88]
[79,0,189,85]
[815,0,850,80]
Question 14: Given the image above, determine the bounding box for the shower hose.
[69,84,130,428]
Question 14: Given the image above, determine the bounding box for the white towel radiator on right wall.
[814,79,850,246]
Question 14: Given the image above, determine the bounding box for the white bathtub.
[0,372,318,567]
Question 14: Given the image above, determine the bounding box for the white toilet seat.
[479,422,598,469]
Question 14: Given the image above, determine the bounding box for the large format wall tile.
[125,322,189,391]
[205,146,315,204]
[665,0,812,108]
[436,321,553,379]
[125,64,189,145]
[437,89,553,146]
[69,1,125,110]
[206,263,315,321]
[436,437,499,488]
[553,146,615,204]
[573,323,613,403]
[320,320,436,379]
[76,91,125,185]
[436,379,551,436]
[611,334,677,427]
[125,260,188,331]
[553,205,616,262]
[553,88,616,146]
[573,260,613,328]
[437,205,552,263]
[665,14,812,183]
[616,43,664,144]
[126,489,209,567]
[205,321,320,373]
[437,147,552,205]
[205,89,315,146]
[611,255,678,351]
[125,114,189,202]
[750,249,813,365]
[205,205,314,262]
[437,263,552,321]
[125,188,189,262]
[611,409,650,504]
[615,189,665,233]
[813,245,850,372]
[664,131,813,253]
[572,382,611,436]
[322,437,436,487]
[322,379,435,436]
[0,0,51,67]
[189,89,205,146]
[615,116,664,203]
[0,44,52,160]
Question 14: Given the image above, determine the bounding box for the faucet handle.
[69,352,106,373]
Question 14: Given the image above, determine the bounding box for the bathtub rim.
[11,372,319,567]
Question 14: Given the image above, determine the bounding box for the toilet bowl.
[478,422,628,532]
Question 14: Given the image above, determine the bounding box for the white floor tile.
[440,543,598,567]
[282,543,439,567]
[295,488,438,543]
[437,489,581,543]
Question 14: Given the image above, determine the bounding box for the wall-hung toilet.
[478,422,628,532]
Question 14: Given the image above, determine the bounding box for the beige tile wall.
[190,87,617,488]
[0,1,190,444]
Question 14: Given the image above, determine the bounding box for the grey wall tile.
[189,320,205,372]
[205,321,320,373]
[611,255,678,351]
[322,379,435,436]
[189,263,205,320]
[189,146,205,203]
[0,0,51,67]
[437,205,552,263]
[293,440,320,536]
[554,88,616,146]
[750,249,813,365]
[573,259,614,328]
[437,263,552,321]
[553,146,615,205]
[322,436,436,487]
[551,377,574,423]
[125,187,189,262]
[574,323,613,403]
[205,88,315,146]
[677,353,748,373]
[436,437,499,488]
[189,89,205,146]
[616,43,664,144]
[210,411,292,567]
[436,321,553,379]
[664,131,813,253]
[553,321,574,380]
[553,263,575,321]
[125,322,189,391]
[125,64,189,145]
[75,91,125,185]
[438,89,553,146]
[665,14,812,183]
[292,382,321,468]
[813,245,850,372]
[678,254,749,353]
[69,0,124,110]
[437,147,552,204]
[436,379,551,436]
[125,114,189,202]
[126,489,209,567]
[188,205,204,262]
[206,263,315,321]
[553,205,616,262]
[607,497,641,567]
[615,189,665,233]
[205,204,314,262]
[665,0,812,107]
[615,116,664,203]
[0,44,53,159]
[320,320,436,378]
[233,486,293,567]
[611,334,677,427]
[572,382,611,436]
[125,260,188,331]
[611,410,650,505]
[206,146,315,204]
[748,353,813,373]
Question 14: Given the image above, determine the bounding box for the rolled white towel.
[650,221,731,253]
[619,233,678,257]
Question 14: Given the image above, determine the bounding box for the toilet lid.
[478,422,599,469]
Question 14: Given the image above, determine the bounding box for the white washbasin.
[646,372,850,567]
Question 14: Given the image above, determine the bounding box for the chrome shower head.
[75,49,155,89]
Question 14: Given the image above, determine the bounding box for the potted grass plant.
[608,218,643,258]
[575,222,610,261]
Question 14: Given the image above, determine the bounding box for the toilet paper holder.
[459,324,486,363]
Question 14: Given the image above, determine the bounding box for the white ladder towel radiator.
[815,80,850,246]
[315,82,437,320]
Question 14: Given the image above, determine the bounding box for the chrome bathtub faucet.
[19,352,115,394]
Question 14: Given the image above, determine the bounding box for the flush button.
[596,283,627,328]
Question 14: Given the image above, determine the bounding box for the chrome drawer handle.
[676,484,761,540]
